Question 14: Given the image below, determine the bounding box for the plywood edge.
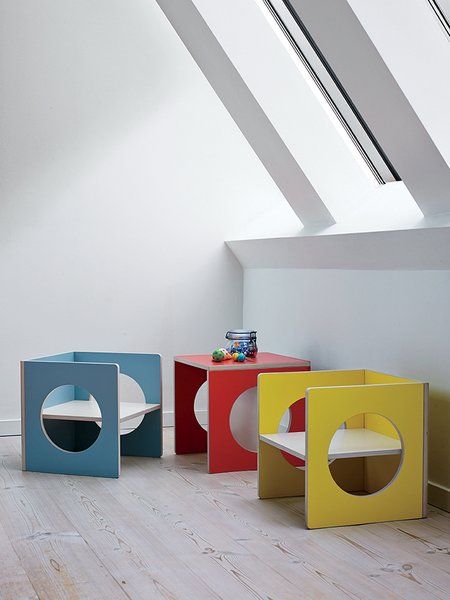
[174,357,310,371]
[20,361,26,470]
[158,355,163,456]
[423,383,429,516]
[120,403,161,423]
[259,433,306,460]
[42,401,161,423]
[261,430,401,460]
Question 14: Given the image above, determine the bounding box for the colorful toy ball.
[212,349,226,362]
[233,352,246,362]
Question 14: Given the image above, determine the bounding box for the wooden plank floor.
[0,429,449,600]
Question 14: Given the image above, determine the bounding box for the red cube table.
[174,353,310,473]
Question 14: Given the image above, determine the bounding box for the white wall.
[244,268,450,492]
[0,0,288,424]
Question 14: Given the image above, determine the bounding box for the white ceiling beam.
[227,226,450,270]
[288,0,450,217]
[156,0,335,228]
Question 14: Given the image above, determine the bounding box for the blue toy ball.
[236,352,246,362]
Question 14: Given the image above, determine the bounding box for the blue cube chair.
[21,352,162,478]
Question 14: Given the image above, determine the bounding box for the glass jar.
[225,330,258,358]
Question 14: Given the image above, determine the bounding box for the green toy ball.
[212,349,226,362]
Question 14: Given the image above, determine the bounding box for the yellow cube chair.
[258,370,428,529]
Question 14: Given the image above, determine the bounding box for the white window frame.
[427,0,450,37]
[263,0,400,184]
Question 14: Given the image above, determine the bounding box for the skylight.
[193,0,390,222]
[260,0,399,185]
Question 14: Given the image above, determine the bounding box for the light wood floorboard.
[0,430,448,600]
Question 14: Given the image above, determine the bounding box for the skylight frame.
[427,0,450,37]
[262,0,400,185]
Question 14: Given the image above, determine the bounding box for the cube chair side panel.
[305,382,425,529]
[22,360,120,478]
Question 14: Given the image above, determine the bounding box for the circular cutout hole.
[118,373,146,435]
[194,381,208,431]
[328,413,403,496]
[229,387,258,452]
[278,409,290,433]
[41,385,101,452]
[278,398,305,433]
[279,398,305,467]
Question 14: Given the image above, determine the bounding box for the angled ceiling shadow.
[156,0,335,229]
[287,0,450,217]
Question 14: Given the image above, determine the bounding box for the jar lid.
[226,329,257,340]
